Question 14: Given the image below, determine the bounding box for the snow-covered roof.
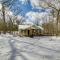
[18,25,32,30]
[18,25,44,30]
[37,26,44,30]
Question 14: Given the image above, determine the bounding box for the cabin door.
[28,30,30,36]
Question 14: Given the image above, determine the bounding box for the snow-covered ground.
[0,33,60,60]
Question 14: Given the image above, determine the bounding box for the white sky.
[0,4,2,10]
[6,11,13,16]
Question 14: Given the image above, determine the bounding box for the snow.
[0,34,60,60]
[18,25,31,30]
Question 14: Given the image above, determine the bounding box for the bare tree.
[0,0,16,33]
[39,0,60,35]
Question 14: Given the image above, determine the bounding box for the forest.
[0,0,60,36]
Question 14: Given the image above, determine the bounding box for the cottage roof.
[18,25,31,30]
[18,25,44,30]
[29,25,44,30]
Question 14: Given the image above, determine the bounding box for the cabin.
[18,25,44,37]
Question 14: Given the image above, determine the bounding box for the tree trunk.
[2,4,6,33]
[2,4,5,22]
[56,10,60,36]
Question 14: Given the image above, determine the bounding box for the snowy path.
[0,34,60,60]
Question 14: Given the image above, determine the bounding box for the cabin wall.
[19,29,42,36]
